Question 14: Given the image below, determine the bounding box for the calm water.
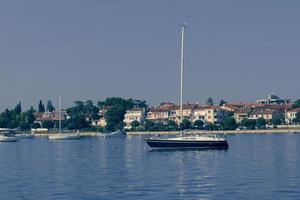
[0,134,299,200]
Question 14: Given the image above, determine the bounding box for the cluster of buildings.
[32,94,300,130]
[121,94,300,129]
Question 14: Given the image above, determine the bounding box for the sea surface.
[0,134,300,200]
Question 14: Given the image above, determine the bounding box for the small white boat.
[48,133,81,140]
[0,135,17,142]
[15,133,34,139]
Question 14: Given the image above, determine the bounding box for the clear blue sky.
[0,0,299,110]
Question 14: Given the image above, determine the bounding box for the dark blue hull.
[145,139,229,150]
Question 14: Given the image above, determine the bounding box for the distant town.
[0,93,300,133]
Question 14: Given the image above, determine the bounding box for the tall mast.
[180,24,185,125]
[59,94,62,134]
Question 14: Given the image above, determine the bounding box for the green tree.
[205,123,219,131]
[152,122,167,131]
[219,99,227,106]
[193,120,204,129]
[167,120,177,130]
[271,113,284,125]
[46,100,55,112]
[144,120,155,131]
[26,109,36,124]
[240,118,256,130]
[130,120,140,130]
[223,117,237,130]
[292,99,300,109]
[38,100,45,112]
[14,102,22,114]
[206,97,214,106]
[7,121,18,129]
[105,106,126,131]
[256,117,266,129]
[0,117,9,128]
[19,121,30,131]
[42,121,54,129]
[32,123,41,129]
[180,119,191,130]
[66,115,89,130]
[54,120,67,129]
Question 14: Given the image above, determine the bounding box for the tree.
[42,121,54,129]
[55,120,66,129]
[105,106,126,131]
[167,120,177,130]
[38,100,45,112]
[223,117,237,130]
[26,109,36,124]
[292,99,300,109]
[130,120,140,129]
[66,115,89,130]
[7,121,18,129]
[46,100,55,112]
[240,118,256,130]
[180,119,191,130]
[206,97,214,106]
[152,122,167,131]
[271,113,284,125]
[193,120,204,129]
[19,121,30,131]
[205,123,219,131]
[14,102,22,114]
[256,117,266,129]
[0,117,9,128]
[144,120,154,131]
[294,112,300,124]
[219,99,227,106]
[32,123,41,129]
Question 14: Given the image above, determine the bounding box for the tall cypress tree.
[38,100,45,113]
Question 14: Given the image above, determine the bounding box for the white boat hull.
[0,135,17,142]
[48,133,81,140]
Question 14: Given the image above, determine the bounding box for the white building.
[285,108,300,124]
[124,108,146,129]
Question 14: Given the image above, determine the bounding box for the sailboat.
[48,95,81,140]
[0,129,17,142]
[145,24,228,150]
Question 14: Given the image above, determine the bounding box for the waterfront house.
[170,104,197,124]
[147,107,170,124]
[192,105,223,124]
[234,109,251,123]
[91,106,111,127]
[285,108,300,124]
[249,109,275,122]
[123,108,146,129]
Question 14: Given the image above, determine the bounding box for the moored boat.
[0,135,17,142]
[48,95,82,141]
[145,136,228,149]
[145,24,229,150]
[48,133,81,140]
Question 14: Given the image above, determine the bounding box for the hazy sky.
[0,0,299,110]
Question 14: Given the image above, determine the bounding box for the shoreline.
[31,128,300,137]
[126,129,300,136]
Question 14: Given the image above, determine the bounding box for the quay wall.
[127,129,300,136]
